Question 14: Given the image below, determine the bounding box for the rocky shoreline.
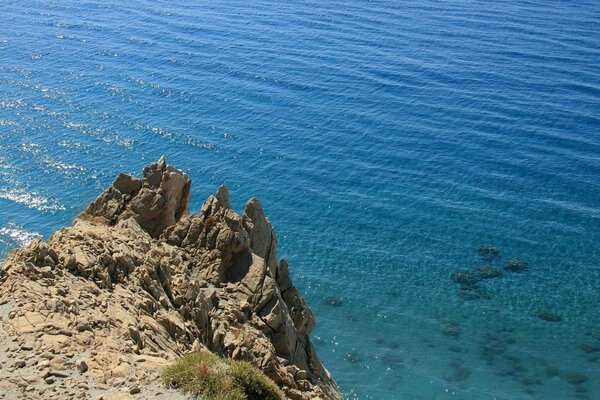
[0,158,342,400]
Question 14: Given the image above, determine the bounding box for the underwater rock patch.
[520,376,542,386]
[450,246,510,300]
[519,376,542,388]
[344,351,363,363]
[476,265,503,279]
[537,310,562,322]
[478,245,501,262]
[322,296,344,307]
[578,343,600,353]
[458,288,490,301]
[451,270,482,286]
[385,341,400,350]
[343,314,358,322]
[441,322,461,338]
[566,372,588,385]
[380,351,404,369]
[442,359,471,382]
[505,259,528,272]
[479,331,517,366]
[448,345,463,353]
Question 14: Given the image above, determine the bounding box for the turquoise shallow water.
[1,0,600,398]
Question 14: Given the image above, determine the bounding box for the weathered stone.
[76,361,88,374]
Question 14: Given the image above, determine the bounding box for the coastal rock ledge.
[0,158,343,400]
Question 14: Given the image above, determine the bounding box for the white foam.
[0,119,18,127]
[0,223,41,247]
[0,188,65,212]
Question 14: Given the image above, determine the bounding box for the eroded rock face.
[0,159,342,400]
[84,156,191,238]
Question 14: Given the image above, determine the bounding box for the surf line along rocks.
[0,157,343,400]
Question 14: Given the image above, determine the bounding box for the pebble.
[49,357,66,370]
[130,386,141,394]
[47,370,69,379]
[76,360,88,374]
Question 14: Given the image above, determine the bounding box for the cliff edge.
[0,158,342,400]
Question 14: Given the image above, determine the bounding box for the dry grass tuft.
[162,352,285,400]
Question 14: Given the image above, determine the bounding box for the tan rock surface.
[0,159,342,400]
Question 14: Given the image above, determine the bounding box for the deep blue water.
[1,0,600,398]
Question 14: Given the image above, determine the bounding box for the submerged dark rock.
[448,345,463,353]
[385,341,401,350]
[476,265,503,279]
[537,310,563,322]
[458,288,490,301]
[451,263,503,301]
[322,296,344,307]
[451,270,482,286]
[344,351,363,363]
[441,322,461,338]
[478,245,501,262]
[381,351,404,369]
[505,259,528,272]
[479,332,513,365]
[566,372,588,385]
[443,361,471,382]
[579,343,600,353]
[520,376,541,386]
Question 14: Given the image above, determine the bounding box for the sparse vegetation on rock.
[162,352,285,400]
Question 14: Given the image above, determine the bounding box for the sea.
[1,1,599,399]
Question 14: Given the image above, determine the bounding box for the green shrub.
[162,352,285,400]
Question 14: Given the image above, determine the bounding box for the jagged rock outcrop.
[0,159,342,400]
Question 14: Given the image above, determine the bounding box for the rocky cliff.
[0,158,342,400]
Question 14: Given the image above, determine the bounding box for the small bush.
[162,352,285,400]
